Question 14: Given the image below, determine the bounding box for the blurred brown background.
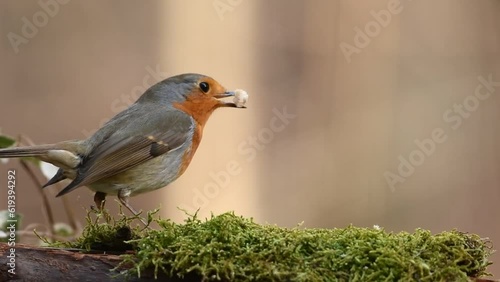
[1,0,500,277]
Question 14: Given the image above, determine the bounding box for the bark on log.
[0,243,199,282]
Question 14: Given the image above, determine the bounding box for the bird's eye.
[199,82,210,93]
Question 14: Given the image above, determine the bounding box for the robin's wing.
[56,108,194,197]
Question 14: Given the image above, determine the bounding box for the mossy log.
[0,243,497,282]
[1,211,497,281]
[0,243,498,282]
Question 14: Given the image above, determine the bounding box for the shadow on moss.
[51,209,493,281]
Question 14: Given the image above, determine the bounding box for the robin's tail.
[0,144,58,158]
[0,142,83,189]
[0,142,81,170]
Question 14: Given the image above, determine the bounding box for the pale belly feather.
[87,143,190,196]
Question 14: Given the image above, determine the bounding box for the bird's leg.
[118,189,147,226]
[92,192,111,223]
[93,192,106,210]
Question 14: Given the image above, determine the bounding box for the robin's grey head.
[138,73,237,107]
[136,73,243,126]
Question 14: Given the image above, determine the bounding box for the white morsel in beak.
[233,89,248,108]
[40,161,59,180]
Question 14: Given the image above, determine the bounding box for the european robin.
[0,73,247,224]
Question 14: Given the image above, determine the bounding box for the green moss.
[52,208,146,252]
[60,211,493,281]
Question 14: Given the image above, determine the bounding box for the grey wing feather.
[56,108,193,197]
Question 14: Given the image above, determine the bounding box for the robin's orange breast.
[177,123,202,176]
[173,96,217,178]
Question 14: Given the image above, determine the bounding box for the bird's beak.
[214,91,235,99]
[214,91,245,108]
